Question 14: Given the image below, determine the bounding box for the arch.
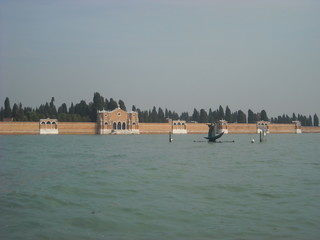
[117,122,122,130]
[47,121,51,124]
[122,122,126,130]
[41,121,46,125]
[104,122,108,125]
[113,122,117,130]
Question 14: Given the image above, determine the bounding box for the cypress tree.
[248,109,255,123]
[260,110,268,121]
[314,114,319,126]
[218,105,224,120]
[12,103,19,120]
[199,109,208,123]
[118,100,126,111]
[192,108,200,122]
[108,98,118,110]
[93,92,105,111]
[4,97,12,118]
[0,107,4,120]
[151,107,158,122]
[292,113,297,121]
[58,103,68,114]
[69,103,75,114]
[308,115,313,126]
[208,108,214,123]
[180,112,189,121]
[237,110,246,123]
[158,107,165,122]
[49,97,57,116]
[225,106,231,122]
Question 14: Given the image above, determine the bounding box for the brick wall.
[1,121,320,135]
[0,122,39,134]
[228,123,257,134]
[139,123,172,134]
[185,123,208,134]
[58,122,97,134]
[269,124,296,134]
[301,126,320,133]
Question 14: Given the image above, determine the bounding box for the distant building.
[172,120,187,134]
[97,108,139,134]
[257,121,270,133]
[39,118,58,134]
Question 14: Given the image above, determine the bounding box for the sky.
[1,0,319,117]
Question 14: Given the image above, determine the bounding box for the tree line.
[0,93,319,126]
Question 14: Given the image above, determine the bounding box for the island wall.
[1,121,320,135]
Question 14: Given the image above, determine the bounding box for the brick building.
[97,108,139,134]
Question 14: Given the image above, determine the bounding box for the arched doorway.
[117,122,122,130]
[122,122,126,130]
[113,122,117,130]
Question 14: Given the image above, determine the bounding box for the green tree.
[75,100,89,116]
[91,92,105,121]
[132,105,137,111]
[292,113,297,121]
[69,103,75,114]
[93,92,105,111]
[58,103,68,114]
[248,109,255,123]
[158,107,165,122]
[208,108,214,123]
[199,109,208,123]
[225,106,231,122]
[260,110,268,121]
[0,107,4,120]
[307,115,313,126]
[180,112,189,121]
[237,110,246,123]
[218,105,224,120]
[192,108,200,122]
[12,103,19,120]
[49,97,57,116]
[314,114,319,126]
[108,98,118,110]
[118,99,126,111]
[150,106,158,122]
[4,97,12,118]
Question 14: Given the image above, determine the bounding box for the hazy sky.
[1,0,319,117]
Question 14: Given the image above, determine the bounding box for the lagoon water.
[0,134,319,240]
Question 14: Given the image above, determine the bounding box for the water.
[0,134,319,240]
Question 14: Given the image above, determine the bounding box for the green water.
[0,134,319,240]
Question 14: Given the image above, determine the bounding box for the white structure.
[217,120,229,134]
[293,121,302,134]
[40,119,59,134]
[257,121,270,134]
[172,120,187,134]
